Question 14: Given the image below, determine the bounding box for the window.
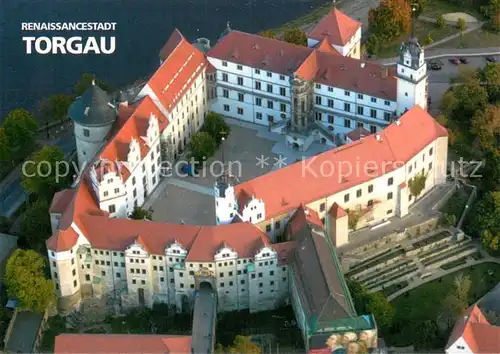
[270,280,274,286]
[85,274,90,281]
[255,81,261,90]
[280,87,286,96]
[370,109,376,118]
[344,103,350,112]
[270,270,274,276]
[256,112,263,120]
[388,177,394,185]
[267,115,274,122]
[344,194,350,202]
[429,147,434,156]
[258,272,263,278]
[222,61,228,67]
[387,192,393,200]
[222,73,228,82]
[315,83,321,89]
[369,125,376,134]
[237,107,244,115]
[255,69,260,74]
[237,65,243,70]
[327,99,334,108]
[223,89,229,98]
[327,86,333,92]
[267,72,272,77]
[315,96,322,105]
[266,224,271,232]
[367,200,373,207]
[229,281,234,286]
[280,103,286,112]
[371,97,377,103]
[256,97,262,106]
[344,90,351,96]
[237,77,243,85]
[279,75,285,80]
[259,282,263,288]
[267,100,274,109]
[267,84,273,93]
[356,189,362,198]
[275,220,281,229]
[429,162,433,170]
[238,93,244,102]
[101,271,106,276]
[73,280,77,287]
[368,185,373,193]
[315,112,322,121]
[320,203,325,211]
[384,112,391,121]
[384,100,390,106]
[344,119,351,128]
[357,106,364,115]
[108,205,116,213]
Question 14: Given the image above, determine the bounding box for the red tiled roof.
[54,334,192,353]
[287,204,324,236]
[446,304,500,353]
[208,31,314,76]
[235,106,447,219]
[329,202,347,218]
[346,127,371,141]
[49,189,75,214]
[314,37,342,55]
[297,51,398,100]
[308,7,362,46]
[272,241,296,265]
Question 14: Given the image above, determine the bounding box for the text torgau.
[22,36,115,55]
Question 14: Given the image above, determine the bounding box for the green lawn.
[387,263,500,346]
[381,281,409,297]
[377,20,458,58]
[437,29,500,48]
[421,0,481,19]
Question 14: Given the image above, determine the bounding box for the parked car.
[180,163,196,176]
[486,56,497,62]
[429,61,442,70]
[449,57,460,65]
[459,57,469,64]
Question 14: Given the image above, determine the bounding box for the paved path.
[387,255,500,301]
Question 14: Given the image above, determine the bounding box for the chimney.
[375,134,381,141]
[360,62,365,68]
[395,119,401,126]
[381,67,388,78]
[304,209,309,215]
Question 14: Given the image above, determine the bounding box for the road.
[191,284,217,354]
[0,130,76,217]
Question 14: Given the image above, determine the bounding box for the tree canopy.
[202,112,231,145]
[259,30,275,39]
[129,206,153,221]
[283,27,307,46]
[2,108,38,158]
[36,94,74,123]
[74,73,112,96]
[215,335,261,354]
[20,199,52,251]
[408,172,428,199]
[188,132,216,165]
[5,249,55,312]
[21,145,71,200]
[369,0,411,41]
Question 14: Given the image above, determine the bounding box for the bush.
[436,15,445,28]
[457,18,467,32]
[365,34,380,55]
[424,32,434,45]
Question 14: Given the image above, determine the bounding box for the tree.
[412,320,438,350]
[472,191,500,252]
[188,132,216,165]
[4,249,55,312]
[129,206,153,220]
[0,127,12,165]
[217,335,261,354]
[2,109,37,158]
[366,292,395,331]
[20,199,52,251]
[424,32,434,45]
[36,94,74,123]
[479,62,500,102]
[369,0,411,41]
[408,172,427,199]
[472,105,500,153]
[436,15,446,28]
[365,34,381,55]
[283,27,307,46]
[74,73,112,96]
[412,0,428,16]
[259,30,275,39]
[482,230,500,252]
[439,212,457,227]
[481,0,500,30]
[457,18,467,32]
[21,145,71,200]
[202,112,231,145]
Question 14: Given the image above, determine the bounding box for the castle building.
[47,6,443,323]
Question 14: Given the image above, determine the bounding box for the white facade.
[445,337,473,353]
[396,42,428,115]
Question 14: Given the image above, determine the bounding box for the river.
[0,0,329,120]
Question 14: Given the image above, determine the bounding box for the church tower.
[214,136,237,224]
[396,7,428,115]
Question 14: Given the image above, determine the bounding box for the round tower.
[69,81,117,170]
